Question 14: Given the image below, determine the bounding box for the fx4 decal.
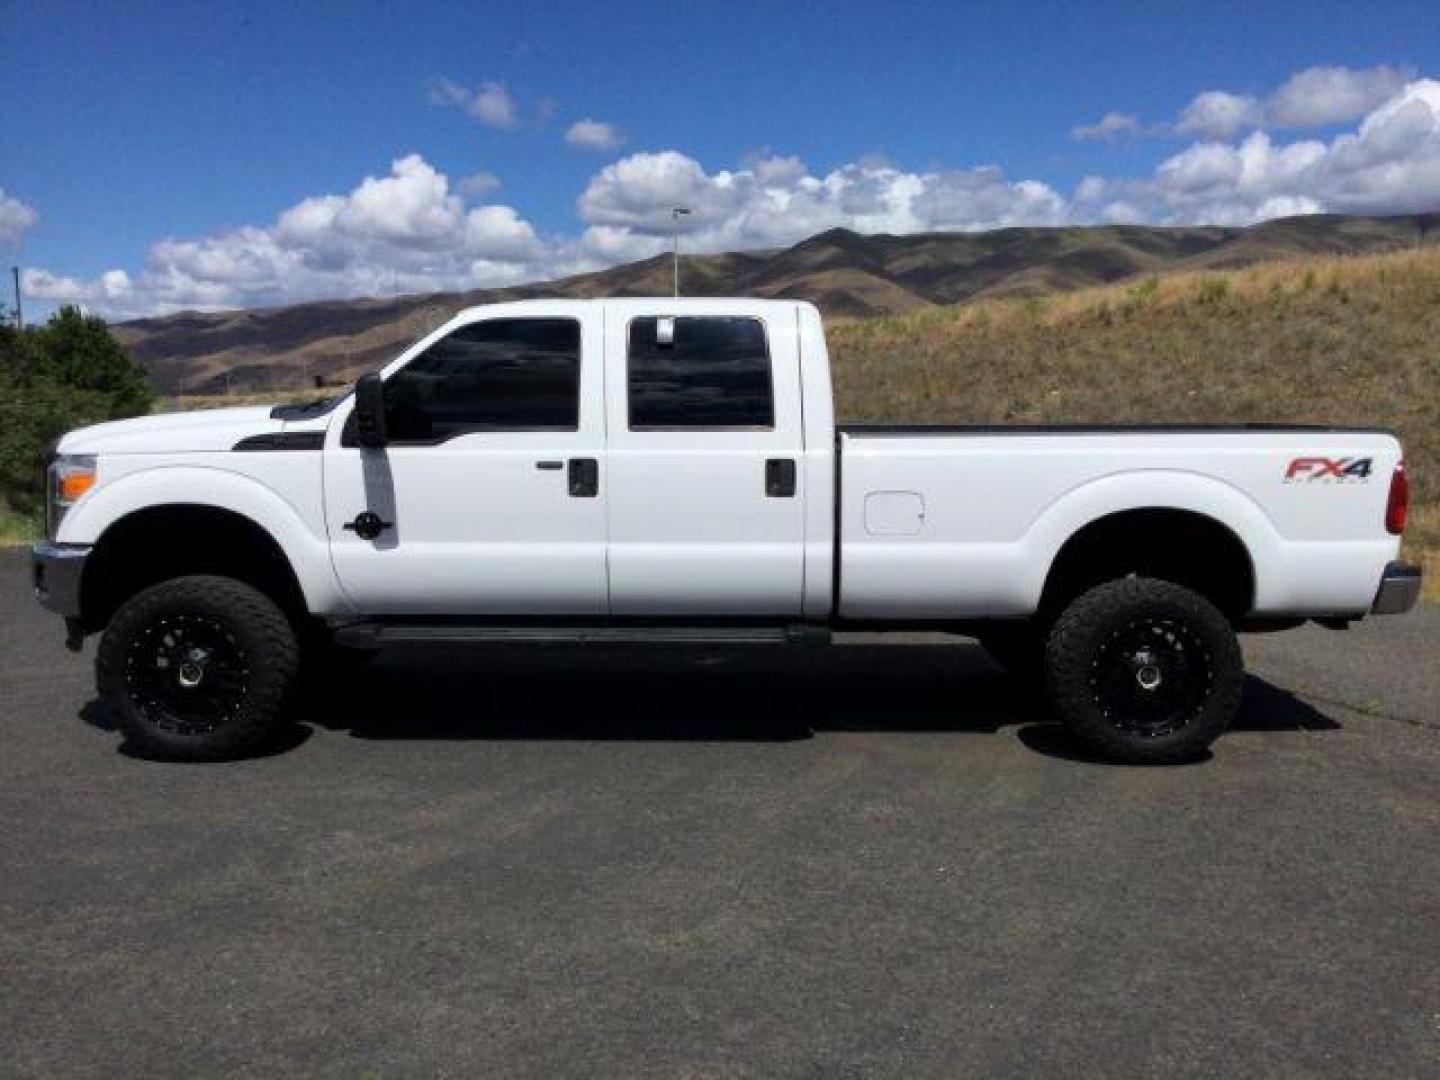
[1284,456,1374,482]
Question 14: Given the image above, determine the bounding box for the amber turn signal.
[58,471,96,503]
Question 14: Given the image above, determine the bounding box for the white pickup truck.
[33,298,1421,763]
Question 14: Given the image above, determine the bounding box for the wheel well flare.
[1041,508,1255,619]
[81,505,306,632]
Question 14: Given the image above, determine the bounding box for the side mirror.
[353,373,388,449]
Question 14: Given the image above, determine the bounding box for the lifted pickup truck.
[33,298,1421,763]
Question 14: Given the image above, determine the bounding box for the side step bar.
[334,623,832,648]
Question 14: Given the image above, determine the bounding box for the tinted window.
[383,318,580,442]
[628,317,774,429]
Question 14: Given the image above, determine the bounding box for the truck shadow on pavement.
[80,642,1336,764]
[290,641,1336,764]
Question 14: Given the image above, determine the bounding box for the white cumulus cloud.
[1267,64,1414,129]
[1176,91,1265,140]
[458,171,501,198]
[565,119,623,152]
[471,82,518,129]
[1071,112,1143,142]
[25,155,553,320]
[1318,78,1440,213]
[577,151,1066,255]
[1131,64,1418,141]
[0,189,38,245]
[1072,78,1440,225]
[430,78,518,129]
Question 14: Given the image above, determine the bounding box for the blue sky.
[3,0,1440,319]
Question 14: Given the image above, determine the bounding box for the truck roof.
[445,296,817,322]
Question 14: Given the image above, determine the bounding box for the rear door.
[602,304,807,615]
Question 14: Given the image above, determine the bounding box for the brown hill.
[115,212,1440,393]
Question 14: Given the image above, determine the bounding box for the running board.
[334,623,832,648]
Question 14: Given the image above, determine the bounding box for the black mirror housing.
[354,373,388,448]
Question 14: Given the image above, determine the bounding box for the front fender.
[59,464,351,615]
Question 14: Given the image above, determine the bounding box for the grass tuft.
[0,510,40,548]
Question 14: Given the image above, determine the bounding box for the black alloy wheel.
[1088,615,1212,738]
[124,612,252,737]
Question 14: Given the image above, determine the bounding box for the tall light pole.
[671,206,691,297]
[11,266,21,330]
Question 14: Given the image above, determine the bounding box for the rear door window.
[626,317,774,430]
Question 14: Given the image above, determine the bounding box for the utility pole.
[11,266,21,330]
[671,207,691,297]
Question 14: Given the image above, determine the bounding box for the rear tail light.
[1385,461,1408,535]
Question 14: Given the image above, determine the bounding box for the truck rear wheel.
[96,575,299,761]
[1043,577,1242,764]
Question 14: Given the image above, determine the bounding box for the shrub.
[29,306,153,415]
[0,308,151,516]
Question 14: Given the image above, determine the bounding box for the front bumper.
[1371,561,1422,615]
[32,543,90,619]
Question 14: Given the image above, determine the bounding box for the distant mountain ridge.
[114,212,1440,394]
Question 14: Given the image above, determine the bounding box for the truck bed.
[835,424,1403,620]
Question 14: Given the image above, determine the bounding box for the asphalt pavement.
[2,550,1437,1078]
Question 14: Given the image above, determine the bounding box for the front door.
[323,312,608,615]
[601,304,807,616]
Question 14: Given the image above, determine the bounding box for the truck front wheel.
[96,575,300,761]
[1043,577,1242,764]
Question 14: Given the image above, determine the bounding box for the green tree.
[0,321,38,377]
[30,305,153,415]
[0,368,110,515]
[0,307,152,519]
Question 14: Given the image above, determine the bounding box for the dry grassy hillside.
[828,247,1440,594]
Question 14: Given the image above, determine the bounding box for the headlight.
[45,454,97,540]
